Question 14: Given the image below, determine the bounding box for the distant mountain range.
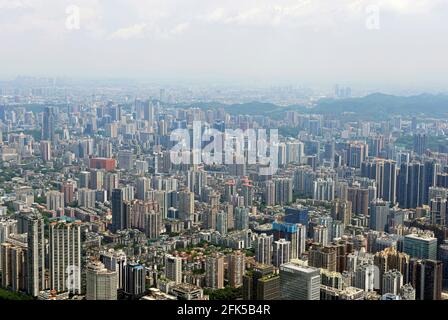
[178,93,448,119]
[311,93,448,118]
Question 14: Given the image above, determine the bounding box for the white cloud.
[170,22,189,35]
[0,0,447,85]
[0,0,34,9]
[110,23,147,40]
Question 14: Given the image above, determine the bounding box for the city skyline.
[2,0,448,307]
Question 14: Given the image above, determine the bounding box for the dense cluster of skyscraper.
[0,87,448,301]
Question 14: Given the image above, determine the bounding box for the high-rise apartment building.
[49,220,82,294]
[227,251,245,288]
[165,254,183,284]
[205,253,224,289]
[26,214,46,297]
[272,239,291,267]
[86,260,118,300]
[255,233,273,265]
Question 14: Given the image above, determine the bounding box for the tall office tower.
[272,239,291,267]
[158,119,168,136]
[143,102,155,122]
[348,185,370,216]
[228,251,245,288]
[111,188,125,232]
[347,142,368,169]
[144,210,160,240]
[279,263,321,300]
[46,190,64,211]
[111,187,134,232]
[79,171,91,189]
[274,177,293,205]
[26,214,46,297]
[40,140,51,161]
[361,159,397,204]
[308,245,337,272]
[86,261,118,300]
[255,233,273,265]
[49,221,82,294]
[403,234,438,260]
[324,141,336,165]
[430,197,447,226]
[353,263,375,292]
[178,189,194,222]
[104,172,119,198]
[165,254,183,284]
[123,262,146,298]
[397,161,424,209]
[205,253,224,289]
[234,207,249,231]
[382,269,403,295]
[78,188,96,208]
[263,180,276,206]
[136,177,150,200]
[413,133,427,155]
[332,200,352,225]
[243,264,280,300]
[188,170,207,197]
[61,181,75,204]
[409,259,442,300]
[100,249,127,289]
[437,173,448,188]
[216,211,228,235]
[374,247,410,286]
[422,160,439,205]
[42,106,55,142]
[313,225,329,246]
[400,283,416,300]
[369,199,390,232]
[89,169,104,190]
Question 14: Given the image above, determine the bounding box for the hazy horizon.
[1,0,448,92]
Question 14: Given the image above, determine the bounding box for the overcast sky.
[1,0,448,90]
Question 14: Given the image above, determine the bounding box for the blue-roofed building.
[284,207,309,226]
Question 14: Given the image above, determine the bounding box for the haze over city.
[2,0,448,309]
[1,0,448,93]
